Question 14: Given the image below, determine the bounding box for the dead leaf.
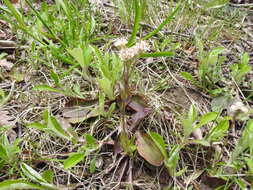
[0,59,14,71]
[0,40,17,48]
[135,131,164,166]
[62,106,99,124]
[0,110,15,127]
[127,95,152,131]
[200,174,228,190]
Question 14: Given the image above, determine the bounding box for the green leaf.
[85,134,97,150]
[127,0,142,46]
[26,122,47,131]
[0,144,8,160]
[41,170,54,184]
[50,71,60,86]
[241,52,249,65]
[120,132,136,157]
[68,48,85,68]
[33,85,63,94]
[206,120,229,142]
[165,145,181,176]
[63,152,85,169]
[204,0,229,9]
[143,5,180,40]
[0,179,44,190]
[182,104,198,138]
[140,51,174,58]
[21,163,47,184]
[2,0,26,28]
[97,77,114,100]
[181,72,194,81]
[136,131,164,166]
[148,131,168,159]
[47,116,70,141]
[232,120,253,160]
[195,112,218,129]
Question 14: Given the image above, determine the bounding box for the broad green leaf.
[181,72,194,81]
[120,132,136,157]
[143,5,180,40]
[204,0,229,9]
[41,170,54,184]
[63,152,85,169]
[26,122,46,131]
[21,163,47,184]
[50,71,60,86]
[97,77,114,100]
[85,134,98,150]
[195,112,218,129]
[136,131,164,166]
[68,48,85,69]
[241,52,249,65]
[0,179,44,190]
[206,120,229,141]
[149,131,168,159]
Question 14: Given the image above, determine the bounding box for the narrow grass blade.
[143,5,180,40]
[2,0,26,28]
[140,51,174,58]
[127,0,142,47]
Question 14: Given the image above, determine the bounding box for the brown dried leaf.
[136,131,164,166]
[62,106,98,124]
[0,110,15,127]
[127,95,152,130]
[200,174,228,190]
[0,59,14,71]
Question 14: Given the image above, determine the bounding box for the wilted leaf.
[211,95,231,112]
[127,95,152,130]
[200,174,227,189]
[136,131,164,166]
[62,106,98,124]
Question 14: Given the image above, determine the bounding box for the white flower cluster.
[229,101,248,115]
[117,40,150,61]
[114,37,128,49]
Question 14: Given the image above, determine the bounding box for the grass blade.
[127,0,142,47]
[143,4,180,40]
[140,51,174,58]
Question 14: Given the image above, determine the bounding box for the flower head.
[118,40,150,61]
[114,37,128,49]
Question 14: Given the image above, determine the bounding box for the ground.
[0,0,253,189]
